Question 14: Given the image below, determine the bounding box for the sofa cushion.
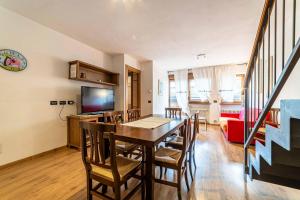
[219,117,240,132]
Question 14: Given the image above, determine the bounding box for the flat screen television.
[81,86,114,114]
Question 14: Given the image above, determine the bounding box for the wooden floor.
[1,125,300,200]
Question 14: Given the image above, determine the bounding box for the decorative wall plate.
[0,49,27,72]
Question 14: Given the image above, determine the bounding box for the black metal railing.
[244,0,300,174]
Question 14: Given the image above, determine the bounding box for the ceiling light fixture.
[196,53,206,60]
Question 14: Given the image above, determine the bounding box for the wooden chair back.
[127,109,141,122]
[269,108,280,125]
[178,119,189,165]
[190,114,198,149]
[80,121,121,182]
[103,111,124,124]
[264,108,280,127]
[165,107,182,119]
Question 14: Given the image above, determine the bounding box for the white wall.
[112,54,125,113]
[274,61,300,108]
[140,61,154,116]
[270,0,300,108]
[124,54,141,70]
[0,7,113,165]
[102,53,155,118]
[152,62,169,115]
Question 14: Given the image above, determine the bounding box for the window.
[168,68,245,106]
[169,80,178,107]
[168,74,209,106]
[189,79,210,102]
[220,74,244,102]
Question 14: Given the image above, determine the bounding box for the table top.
[114,114,185,147]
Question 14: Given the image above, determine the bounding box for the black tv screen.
[81,86,114,113]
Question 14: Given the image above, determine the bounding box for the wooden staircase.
[243,0,300,190]
[249,100,300,188]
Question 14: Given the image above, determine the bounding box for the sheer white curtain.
[174,69,190,115]
[215,65,242,102]
[192,66,214,102]
[215,65,246,101]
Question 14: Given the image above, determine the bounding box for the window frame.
[168,73,245,106]
[168,73,210,106]
[219,73,245,105]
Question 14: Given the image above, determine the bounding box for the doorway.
[125,65,141,117]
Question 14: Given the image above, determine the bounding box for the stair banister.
[243,0,300,176]
[244,38,300,149]
[244,0,274,90]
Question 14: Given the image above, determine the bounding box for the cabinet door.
[68,118,81,148]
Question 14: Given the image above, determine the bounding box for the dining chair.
[165,107,182,119]
[193,109,208,131]
[165,113,198,181]
[165,107,183,139]
[103,111,124,124]
[80,121,144,200]
[103,111,139,158]
[127,109,141,122]
[154,119,190,200]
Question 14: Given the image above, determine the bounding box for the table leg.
[145,146,154,200]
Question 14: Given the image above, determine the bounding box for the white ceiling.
[0,0,264,69]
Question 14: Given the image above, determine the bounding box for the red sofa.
[219,109,265,144]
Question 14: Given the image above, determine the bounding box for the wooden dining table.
[114,114,185,200]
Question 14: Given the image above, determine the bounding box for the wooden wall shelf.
[69,60,119,86]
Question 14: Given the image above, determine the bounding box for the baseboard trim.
[0,146,67,170]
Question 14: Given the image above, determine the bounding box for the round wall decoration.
[0,49,27,72]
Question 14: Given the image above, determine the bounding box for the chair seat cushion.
[155,147,182,165]
[115,141,138,152]
[91,156,140,181]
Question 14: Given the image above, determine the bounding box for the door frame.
[125,65,141,119]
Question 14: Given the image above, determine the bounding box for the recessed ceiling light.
[131,34,137,40]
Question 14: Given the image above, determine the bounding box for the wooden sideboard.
[67,114,102,150]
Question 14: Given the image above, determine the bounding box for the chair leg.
[123,152,129,190]
[192,148,197,169]
[86,176,93,200]
[114,184,121,200]
[184,168,190,191]
[177,169,182,200]
[141,162,145,199]
[159,166,163,179]
[188,151,193,181]
[139,147,145,200]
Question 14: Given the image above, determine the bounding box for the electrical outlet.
[50,101,58,105]
[68,100,75,105]
[59,101,67,105]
